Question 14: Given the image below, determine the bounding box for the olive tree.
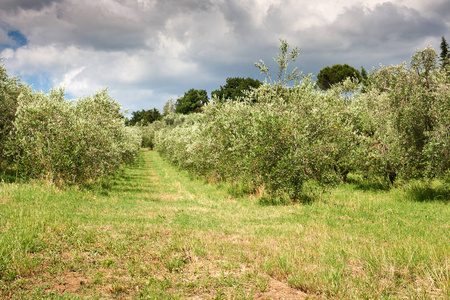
[356,46,449,181]
[0,62,28,172]
[9,88,141,185]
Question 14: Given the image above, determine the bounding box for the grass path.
[1,149,449,299]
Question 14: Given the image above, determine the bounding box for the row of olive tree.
[0,63,26,172]
[153,43,449,202]
[0,63,142,185]
[155,79,364,202]
[353,46,450,182]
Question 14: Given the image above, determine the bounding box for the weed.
[101,258,115,268]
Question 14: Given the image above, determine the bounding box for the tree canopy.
[175,88,209,114]
[0,63,27,171]
[211,77,262,101]
[316,64,362,90]
[126,108,161,126]
[440,36,449,68]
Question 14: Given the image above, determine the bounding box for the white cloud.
[0,0,448,113]
[56,66,85,90]
[2,45,79,75]
[1,48,15,59]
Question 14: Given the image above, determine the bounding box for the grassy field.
[1,149,449,299]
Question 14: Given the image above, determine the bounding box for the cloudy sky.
[0,0,449,113]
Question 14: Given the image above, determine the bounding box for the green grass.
[1,149,449,299]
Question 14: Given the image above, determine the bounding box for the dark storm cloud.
[56,4,150,51]
[0,0,61,11]
[349,3,442,44]
[294,2,448,74]
[0,0,224,51]
[219,1,256,35]
[303,3,445,51]
[10,0,161,51]
[427,0,450,19]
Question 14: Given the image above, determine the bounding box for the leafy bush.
[316,64,362,90]
[175,88,209,114]
[155,113,206,171]
[137,120,167,150]
[126,108,161,126]
[0,63,28,172]
[155,77,361,201]
[211,77,262,102]
[8,88,141,185]
[121,126,142,164]
[356,46,450,182]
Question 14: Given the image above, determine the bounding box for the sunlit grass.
[1,149,449,299]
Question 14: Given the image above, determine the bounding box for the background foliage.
[211,77,262,102]
[175,88,209,114]
[126,108,161,126]
[317,64,362,90]
[1,42,449,195]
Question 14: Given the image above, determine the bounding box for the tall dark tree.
[360,66,368,81]
[127,108,161,126]
[360,66,370,92]
[143,108,161,124]
[175,88,209,114]
[440,36,449,68]
[212,77,262,102]
[317,64,362,90]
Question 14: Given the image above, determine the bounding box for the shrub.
[139,121,166,150]
[153,45,450,202]
[357,46,450,182]
[155,77,361,201]
[0,63,28,172]
[8,88,141,185]
[154,113,206,172]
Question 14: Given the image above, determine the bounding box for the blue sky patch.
[7,30,28,48]
[21,73,52,94]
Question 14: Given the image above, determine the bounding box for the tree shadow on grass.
[345,175,391,192]
[257,180,328,206]
[0,171,19,184]
[405,180,450,203]
[258,194,316,206]
[0,168,30,184]
[81,161,152,196]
